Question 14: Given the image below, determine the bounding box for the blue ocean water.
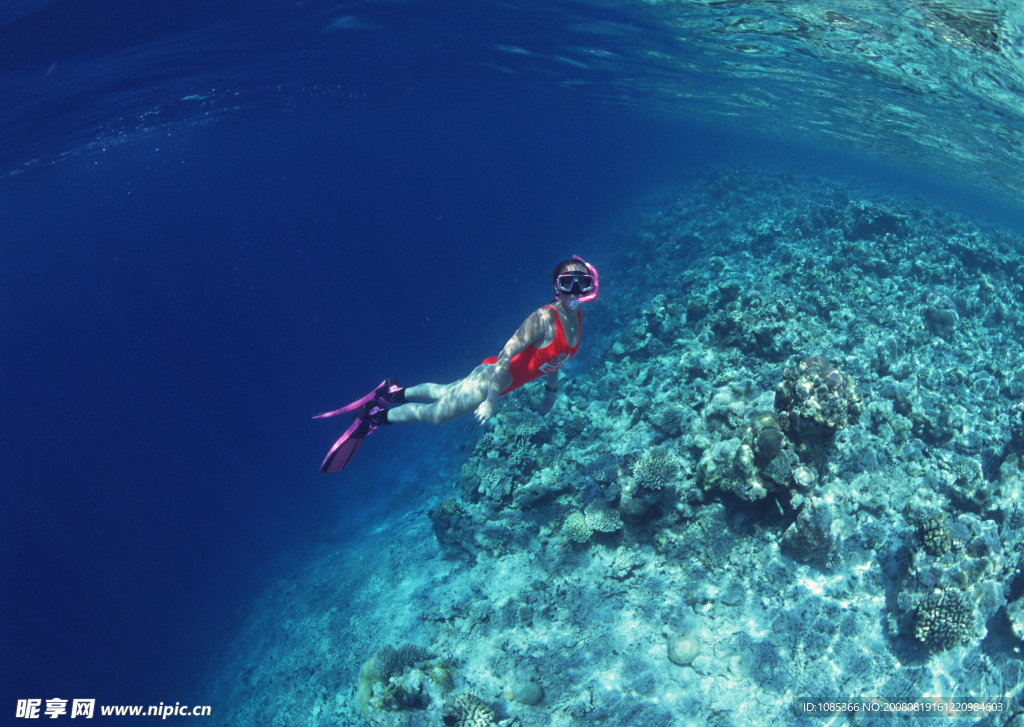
[3,0,1024,724]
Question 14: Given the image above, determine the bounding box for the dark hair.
[551,258,587,283]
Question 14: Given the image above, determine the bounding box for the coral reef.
[914,588,976,651]
[631,447,680,490]
[560,511,592,543]
[505,680,543,706]
[663,616,702,666]
[780,496,838,565]
[442,694,496,727]
[209,167,1024,727]
[583,502,622,533]
[774,355,862,463]
[922,289,960,340]
[372,643,436,680]
[917,513,954,557]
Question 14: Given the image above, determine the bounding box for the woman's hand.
[474,398,497,426]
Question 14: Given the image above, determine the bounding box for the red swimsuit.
[482,305,582,396]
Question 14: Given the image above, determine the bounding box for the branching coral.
[500,409,544,442]
[561,511,593,542]
[442,694,497,727]
[632,447,680,490]
[371,642,435,680]
[584,502,623,533]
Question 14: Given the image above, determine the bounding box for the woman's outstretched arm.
[473,307,554,424]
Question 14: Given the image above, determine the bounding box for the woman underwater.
[316,255,599,472]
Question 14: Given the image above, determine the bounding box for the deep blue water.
[4,0,1024,722]
[0,2,721,713]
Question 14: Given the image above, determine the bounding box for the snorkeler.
[315,256,599,472]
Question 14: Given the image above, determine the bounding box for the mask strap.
[572,254,599,304]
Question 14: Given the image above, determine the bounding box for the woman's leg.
[401,383,449,402]
[388,366,500,425]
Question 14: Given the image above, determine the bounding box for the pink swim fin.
[314,379,395,420]
[319,416,371,473]
[315,379,400,472]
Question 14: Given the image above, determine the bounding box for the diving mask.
[555,272,595,295]
[558,255,599,310]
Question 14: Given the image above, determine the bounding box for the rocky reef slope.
[211,167,1024,726]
